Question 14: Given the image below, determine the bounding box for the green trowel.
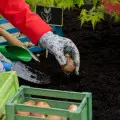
[0,45,32,62]
[0,26,40,62]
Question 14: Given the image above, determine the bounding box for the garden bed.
[19,8,120,120]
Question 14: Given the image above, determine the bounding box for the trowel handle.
[0,27,23,47]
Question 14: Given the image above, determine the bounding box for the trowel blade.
[11,61,51,85]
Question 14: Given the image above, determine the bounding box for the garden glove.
[39,31,80,75]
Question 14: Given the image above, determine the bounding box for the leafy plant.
[25,0,120,29]
[25,0,85,10]
[79,5,104,29]
[26,0,41,11]
[102,0,120,21]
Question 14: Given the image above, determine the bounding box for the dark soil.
[19,8,120,120]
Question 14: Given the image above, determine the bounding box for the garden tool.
[0,45,32,62]
[2,61,51,85]
[0,40,46,53]
[0,26,40,62]
[22,45,40,62]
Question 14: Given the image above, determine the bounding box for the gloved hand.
[39,31,80,75]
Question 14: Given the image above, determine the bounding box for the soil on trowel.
[19,8,120,120]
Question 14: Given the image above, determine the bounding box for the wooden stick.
[0,26,24,47]
[46,49,48,58]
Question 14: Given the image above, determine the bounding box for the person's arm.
[0,0,52,45]
[0,0,80,75]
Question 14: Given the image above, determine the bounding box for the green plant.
[26,0,41,11]
[25,0,120,29]
[25,0,103,29]
[26,0,85,10]
[79,5,104,29]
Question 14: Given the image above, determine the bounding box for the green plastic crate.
[0,71,19,118]
[5,86,92,120]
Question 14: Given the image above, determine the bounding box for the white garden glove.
[39,31,80,75]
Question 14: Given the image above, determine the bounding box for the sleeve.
[0,0,52,45]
